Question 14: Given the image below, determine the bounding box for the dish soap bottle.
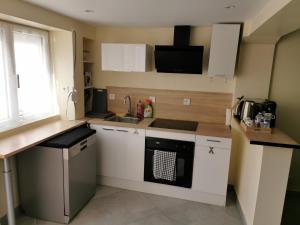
[144,99,153,118]
[136,100,144,119]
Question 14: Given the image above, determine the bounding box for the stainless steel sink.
[105,116,141,124]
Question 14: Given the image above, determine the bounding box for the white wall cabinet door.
[193,145,231,195]
[101,44,124,71]
[101,43,148,72]
[132,44,147,72]
[208,24,241,78]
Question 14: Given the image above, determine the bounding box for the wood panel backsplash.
[107,86,233,124]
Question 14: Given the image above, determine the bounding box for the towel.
[153,150,177,181]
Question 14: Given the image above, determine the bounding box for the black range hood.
[155,26,204,74]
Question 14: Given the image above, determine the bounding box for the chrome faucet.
[124,95,132,117]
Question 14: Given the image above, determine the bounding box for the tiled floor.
[18,186,243,225]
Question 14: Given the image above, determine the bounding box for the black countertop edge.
[249,140,300,149]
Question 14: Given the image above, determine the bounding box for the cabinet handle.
[134,129,139,134]
[103,128,114,131]
[209,147,215,154]
[17,74,20,88]
[80,140,87,145]
[116,129,129,132]
[80,145,87,151]
[207,139,221,143]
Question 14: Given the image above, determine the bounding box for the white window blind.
[0,29,10,122]
[0,22,57,131]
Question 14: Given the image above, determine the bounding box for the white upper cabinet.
[101,43,150,72]
[102,44,124,72]
[208,24,241,79]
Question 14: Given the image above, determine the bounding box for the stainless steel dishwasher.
[17,125,97,224]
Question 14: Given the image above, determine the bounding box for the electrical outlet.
[183,98,191,105]
[109,93,116,100]
[149,96,156,103]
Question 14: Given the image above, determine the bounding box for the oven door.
[144,137,194,188]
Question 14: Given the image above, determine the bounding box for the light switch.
[183,98,191,105]
[109,93,115,100]
[149,96,156,103]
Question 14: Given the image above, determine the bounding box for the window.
[0,29,10,122]
[0,21,57,131]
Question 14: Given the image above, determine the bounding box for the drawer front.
[90,124,142,135]
[196,135,232,149]
[146,129,196,142]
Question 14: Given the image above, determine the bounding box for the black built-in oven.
[144,137,195,188]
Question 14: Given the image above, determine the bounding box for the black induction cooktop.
[149,118,198,132]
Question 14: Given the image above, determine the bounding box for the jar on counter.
[263,113,275,128]
[255,112,264,128]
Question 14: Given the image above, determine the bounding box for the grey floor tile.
[17,185,243,225]
[126,212,182,225]
[93,186,123,199]
[16,216,37,225]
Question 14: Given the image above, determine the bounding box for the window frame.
[0,21,58,132]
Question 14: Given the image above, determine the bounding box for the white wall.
[269,29,300,192]
[228,43,275,184]
[49,31,75,120]
[233,43,275,100]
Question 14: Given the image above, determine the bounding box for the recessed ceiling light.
[84,9,94,13]
[225,5,236,9]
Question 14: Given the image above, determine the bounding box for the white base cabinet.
[90,124,232,206]
[90,124,145,182]
[193,135,232,196]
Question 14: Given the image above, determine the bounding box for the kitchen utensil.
[233,96,244,119]
[241,100,255,122]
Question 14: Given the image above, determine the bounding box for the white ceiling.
[24,0,271,27]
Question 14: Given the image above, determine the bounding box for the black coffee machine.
[262,100,277,127]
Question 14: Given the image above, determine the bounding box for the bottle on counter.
[136,100,144,119]
[144,99,153,118]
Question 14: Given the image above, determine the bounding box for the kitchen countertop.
[86,117,155,129]
[86,117,232,138]
[234,118,300,149]
[196,122,232,138]
[0,119,86,158]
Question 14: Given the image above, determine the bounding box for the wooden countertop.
[86,117,155,129]
[87,118,232,138]
[196,123,232,138]
[234,119,300,149]
[0,120,86,159]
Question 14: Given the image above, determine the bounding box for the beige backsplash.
[107,86,232,124]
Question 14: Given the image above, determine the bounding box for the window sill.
[0,114,60,135]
